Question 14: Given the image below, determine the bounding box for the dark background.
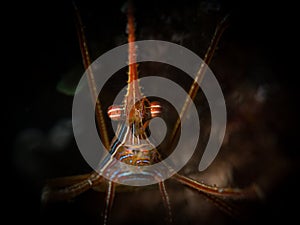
[5,0,298,224]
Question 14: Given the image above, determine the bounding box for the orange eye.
[150,101,162,118]
[107,105,124,121]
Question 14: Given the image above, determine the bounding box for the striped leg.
[41,172,103,203]
[103,181,116,225]
[158,181,173,224]
[172,173,261,219]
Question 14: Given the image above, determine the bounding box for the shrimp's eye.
[107,105,124,121]
[150,101,162,118]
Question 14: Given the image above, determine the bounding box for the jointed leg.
[158,181,173,224]
[103,181,116,225]
[41,172,102,203]
[172,173,261,219]
[172,173,259,199]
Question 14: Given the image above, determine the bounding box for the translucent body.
[41,3,261,225]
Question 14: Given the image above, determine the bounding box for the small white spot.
[87,179,92,186]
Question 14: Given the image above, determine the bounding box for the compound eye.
[150,101,162,118]
[107,105,124,121]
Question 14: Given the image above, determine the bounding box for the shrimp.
[41,1,261,225]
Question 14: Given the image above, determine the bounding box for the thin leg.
[103,181,116,225]
[172,173,259,199]
[201,191,240,219]
[41,172,102,203]
[42,172,94,188]
[172,173,260,219]
[158,181,172,224]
